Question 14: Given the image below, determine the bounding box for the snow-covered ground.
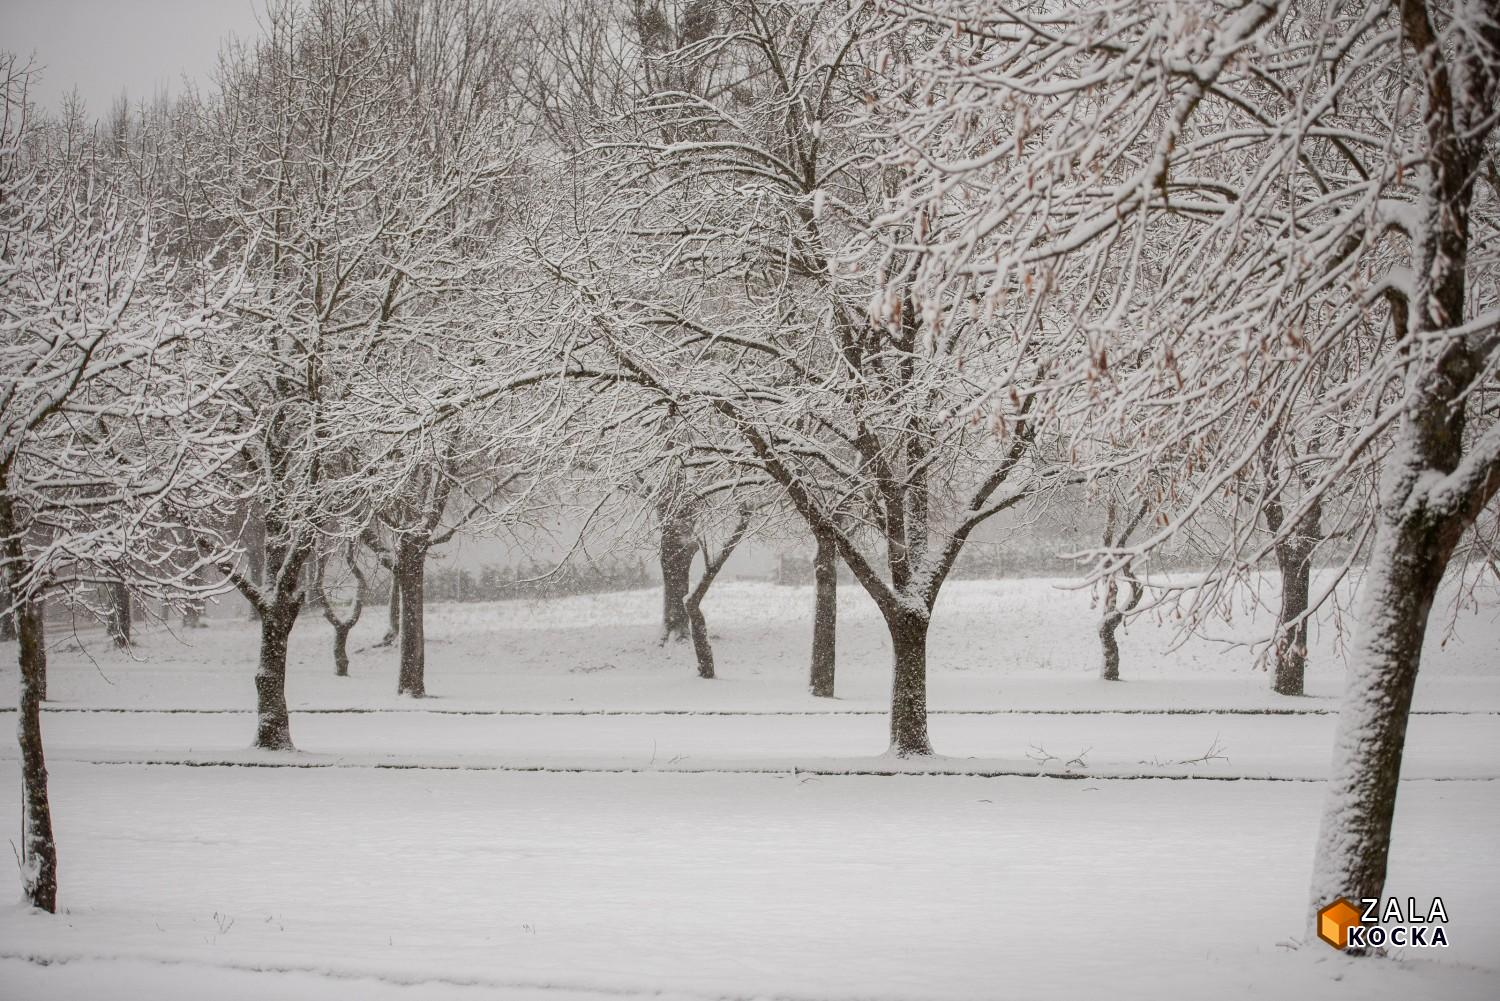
[2,578,1498,999]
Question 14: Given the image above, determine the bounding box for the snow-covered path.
[18,704,1500,780]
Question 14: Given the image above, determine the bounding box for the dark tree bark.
[332,620,353,676]
[203,518,309,750]
[0,603,15,642]
[108,579,131,648]
[395,538,428,697]
[1264,497,1321,697]
[659,509,695,643]
[2,491,57,911]
[1273,545,1313,696]
[809,528,837,697]
[683,510,751,680]
[16,596,56,911]
[255,605,298,750]
[1097,499,1148,681]
[886,607,932,756]
[1099,569,1143,682]
[1099,613,1121,681]
[33,603,46,702]
[685,598,714,679]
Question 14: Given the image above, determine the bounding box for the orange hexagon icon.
[1317,898,1363,949]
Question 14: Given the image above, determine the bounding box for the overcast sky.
[2,0,264,113]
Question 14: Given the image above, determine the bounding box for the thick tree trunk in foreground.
[659,514,694,643]
[1310,6,1499,933]
[29,601,47,702]
[396,541,428,697]
[16,595,57,911]
[887,609,933,756]
[108,580,131,648]
[255,606,298,750]
[1309,508,1457,928]
[809,529,837,697]
[2,491,56,909]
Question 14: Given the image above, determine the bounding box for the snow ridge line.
[51,755,1500,783]
[8,705,1497,717]
[0,950,758,1001]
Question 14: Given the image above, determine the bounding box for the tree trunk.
[1099,606,1123,681]
[396,541,427,697]
[108,579,131,647]
[1308,8,1500,935]
[255,606,297,750]
[1274,547,1312,696]
[32,603,46,702]
[887,609,933,756]
[680,510,751,680]
[686,594,714,679]
[315,547,364,677]
[332,624,352,677]
[1309,507,1459,930]
[1267,495,1319,697]
[659,514,694,643]
[809,529,837,697]
[16,595,57,911]
[0,603,15,642]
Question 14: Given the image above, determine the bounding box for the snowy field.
[2,578,1499,999]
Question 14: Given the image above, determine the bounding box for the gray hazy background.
[2,0,262,112]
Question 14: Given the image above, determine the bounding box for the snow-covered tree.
[1096,496,1146,682]
[312,540,367,678]
[0,55,241,912]
[355,429,537,697]
[187,0,521,746]
[872,0,1500,932]
[531,0,1072,755]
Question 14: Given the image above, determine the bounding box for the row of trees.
[3,0,1496,948]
